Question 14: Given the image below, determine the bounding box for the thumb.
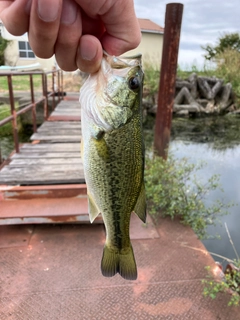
[76,35,103,73]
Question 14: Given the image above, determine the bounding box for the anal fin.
[134,182,147,223]
[88,192,101,223]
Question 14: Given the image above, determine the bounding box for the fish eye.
[128,77,140,90]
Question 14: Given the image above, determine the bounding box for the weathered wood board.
[0,99,85,185]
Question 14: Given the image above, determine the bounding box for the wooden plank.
[1,164,83,173]
[54,107,80,112]
[9,158,82,166]
[36,128,81,135]
[52,108,80,112]
[55,103,80,107]
[40,122,81,128]
[57,101,80,106]
[21,143,80,152]
[0,175,84,185]
[12,152,81,159]
[56,104,80,108]
[50,112,80,117]
[54,104,80,108]
[47,115,81,121]
[52,109,80,113]
[30,134,81,141]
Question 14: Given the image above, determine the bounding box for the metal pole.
[30,74,37,133]
[44,73,49,119]
[52,70,56,110]
[61,70,64,100]
[57,70,60,103]
[8,75,19,153]
[153,3,183,159]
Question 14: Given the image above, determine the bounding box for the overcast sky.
[134,0,240,70]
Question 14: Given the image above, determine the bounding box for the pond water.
[169,116,240,267]
[0,116,239,267]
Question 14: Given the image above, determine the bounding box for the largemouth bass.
[79,53,146,280]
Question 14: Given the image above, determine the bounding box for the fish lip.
[119,53,142,60]
[103,50,142,60]
[103,51,142,69]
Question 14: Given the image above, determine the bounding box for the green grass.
[0,103,21,135]
[0,74,42,92]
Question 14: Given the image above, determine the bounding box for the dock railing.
[0,69,63,162]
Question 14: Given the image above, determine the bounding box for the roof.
[138,18,164,34]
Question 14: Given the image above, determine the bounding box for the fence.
[0,69,63,163]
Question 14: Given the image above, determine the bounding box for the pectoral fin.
[88,192,101,223]
[101,106,133,129]
[134,182,147,223]
[92,137,109,160]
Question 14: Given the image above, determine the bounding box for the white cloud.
[134,0,240,69]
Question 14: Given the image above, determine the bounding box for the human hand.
[0,0,141,73]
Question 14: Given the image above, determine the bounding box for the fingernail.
[61,0,77,25]
[79,41,97,61]
[38,0,60,22]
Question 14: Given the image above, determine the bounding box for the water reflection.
[170,116,240,267]
[172,116,240,150]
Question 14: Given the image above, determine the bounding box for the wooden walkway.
[0,96,94,224]
[0,101,83,185]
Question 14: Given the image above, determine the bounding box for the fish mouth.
[103,50,142,60]
[103,51,142,69]
[119,53,142,60]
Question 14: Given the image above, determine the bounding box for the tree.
[202,33,240,60]
[0,35,10,66]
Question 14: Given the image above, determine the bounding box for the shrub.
[202,261,240,306]
[143,62,160,102]
[145,153,232,239]
[215,49,240,107]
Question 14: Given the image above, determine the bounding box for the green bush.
[145,154,232,239]
[143,62,160,102]
[215,49,240,107]
[202,262,240,306]
[0,103,22,135]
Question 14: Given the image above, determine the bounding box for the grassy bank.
[0,74,42,92]
[0,103,21,135]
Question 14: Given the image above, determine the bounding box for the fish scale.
[80,53,146,280]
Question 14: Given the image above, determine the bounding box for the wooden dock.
[0,96,98,224]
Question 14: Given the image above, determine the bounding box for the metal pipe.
[57,70,60,103]
[44,73,49,119]
[16,98,45,116]
[0,115,14,127]
[61,70,64,100]
[52,70,56,110]
[153,3,184,159]
[7,75,19,153]
[30,74,37,133]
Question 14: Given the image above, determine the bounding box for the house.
[127,18,164,68]
[0,18,164,71]
[0,21,55,71]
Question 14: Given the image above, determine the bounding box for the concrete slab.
[0,217,239,320]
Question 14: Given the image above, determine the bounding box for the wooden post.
[153,3,184,159]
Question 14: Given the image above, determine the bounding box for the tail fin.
[101,245,137,280]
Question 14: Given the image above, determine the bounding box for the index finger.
[0,0,30,35]
[28,0,62,58]
[75,0,141,56]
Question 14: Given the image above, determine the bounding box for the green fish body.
[79,53,146,280]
